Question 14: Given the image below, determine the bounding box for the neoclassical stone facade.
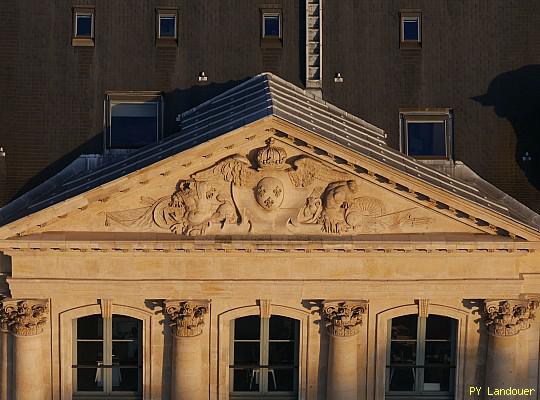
[0,76,540,399]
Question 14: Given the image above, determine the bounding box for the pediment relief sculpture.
[105,138,433,236]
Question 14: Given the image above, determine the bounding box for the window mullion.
[260,317,269,393]
[104,317,113,395]
[416,316,426,394]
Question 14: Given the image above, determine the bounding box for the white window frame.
[262,12,282,38]
[72,314,143,397]
[72,7,95,47]
[158,12,177,39]
[385,314,457,398]
[229,315,299,397]
[60,304,151,400]
[375,304,468,400]
[218,305,310,399]
[104,92,163,151]
[400,11,421,47]
[399,110,453,160]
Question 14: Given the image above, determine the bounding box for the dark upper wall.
[323,0,540,212]
[1,0,539,213]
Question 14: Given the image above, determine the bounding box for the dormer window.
[400,110,453,160]
[105,92,163,150]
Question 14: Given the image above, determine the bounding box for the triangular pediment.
[0,73,539,241]
[1,117,538,241]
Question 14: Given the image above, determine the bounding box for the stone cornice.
[1,237,538,255]
[0,299,49,336]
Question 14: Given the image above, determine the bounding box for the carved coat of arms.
[105,137,432,236]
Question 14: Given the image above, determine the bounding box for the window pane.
[77,341,103,365]
[403,19,418,41]
[269,342,295,365]
[232,368,259,391]
[110,102,158,148]
[391,315,417,340]
[160,16,176,37]
[388,366,416,391]
[264,15,280,37]
[112,366,139,392]
[77,367,100,391]
[424,367,452,391]
[268,368,295,392]
[234,316,260,340]
[426,315,454,340]
[76,15,92,37]
[407,122,446,156]
[425,341,452,364]
[390,341,416,364]
[77,315,103,339]
[112,315,140,340]
[269,316,296,340]
[234,342,260,365]
[113,341,139,365]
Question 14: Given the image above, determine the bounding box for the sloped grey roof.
[1,73,539,233]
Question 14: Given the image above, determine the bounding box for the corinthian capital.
[165,300,209,337]
[483,299,539,337]
[323,301,368,337]
[1,299,49,336]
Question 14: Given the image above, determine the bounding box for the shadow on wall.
[10,79,249,204]
[473,65,540,190]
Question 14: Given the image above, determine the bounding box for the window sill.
[72,37,95,47]
[156,37,178,47]
[261,37,283,48]
[400,41,421,49]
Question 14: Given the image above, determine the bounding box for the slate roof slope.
[0,73,539,233]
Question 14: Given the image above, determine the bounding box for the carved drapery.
[165,300,209,337]
[0,299,48,336]
[483,299,539,337]
[323,301,368,337]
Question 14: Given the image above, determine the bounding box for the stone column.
[323,301,368,400]
[1,299,49,400]
[0,309,9,400]
[165,300,209,400]
[483,299,538,389]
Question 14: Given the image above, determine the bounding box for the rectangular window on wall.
[105,92,163,150]
[400,10,421,48]
[260,8,283,48]
[400,110,453,160]
[72,7,95,47]
[156,8,178,46]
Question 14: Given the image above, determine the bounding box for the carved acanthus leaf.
[483,299,539,337]
[165,300,209,337]
[1,299,49,336]
[323,301,368,337]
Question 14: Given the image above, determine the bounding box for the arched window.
[386,314,456,398]
[230,315,299,398]
[73,314,142,397]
